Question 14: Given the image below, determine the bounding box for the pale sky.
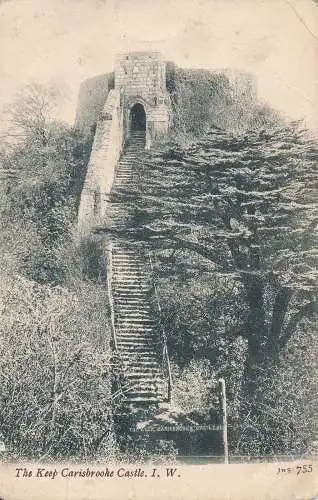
[1,0,317,131]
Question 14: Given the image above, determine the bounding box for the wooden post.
[218,378,229,464]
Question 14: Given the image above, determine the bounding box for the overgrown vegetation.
[0,84,118,460]
[168,68,280,137]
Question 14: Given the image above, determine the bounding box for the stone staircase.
[108,131,169,405]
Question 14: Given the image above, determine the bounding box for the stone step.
[116,325,156,332]
[114,296,150,301]
[117,335,158,342]
[114,284,149,290]
[112,259,142,263]
[114,301,151,306]
[115,312,153,319]
[113,282,148,288]
[123,381,161,391]
[113,255,144,259]
[116,326,155,333]
[112,282,151,288]
[113,272,146,277]
[117,336,158,344]
[125,392,163,400]
[121,360,160,368]
[113,276,146,281]
[117,316,152,324]
[113,252,144,256]
[116,317,155,324]
[125,396,162,403]
[112,264,142,269]
[121,361,159,368]
[113,277,147,282]
[118,344,159,359]
[124,373,162,381]
[119,347,155,355]
[112,260,144,266]
[117,340,159,348]
[114,286,150,292]
[121,357,159,365]
[118,340,160,348]
[115,304,151,310]
[114,305,151,311]
[113,264,145,271]
[112,264,145,269]
[124,370,162,378]
[113,254,145,259]
[114,300,152,313]
[115,295,151,300]
[114,292,150,298]
[116,328,158,341]
[113,277,148,282]
[125,385,164,394]
[115,312,153,317]
[115,285,150,291]
[120,353,157,360]
[113,247,143,252]
[116,323,156,331]
[116,317,154,324]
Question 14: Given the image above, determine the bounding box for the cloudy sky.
[1,0,317,131]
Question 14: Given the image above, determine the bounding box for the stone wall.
[77,89,123,233]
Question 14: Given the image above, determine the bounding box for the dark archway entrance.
[130,103,146,131]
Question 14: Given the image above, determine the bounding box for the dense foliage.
[168,68,280,136]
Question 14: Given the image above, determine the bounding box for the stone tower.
[115,51,169,148]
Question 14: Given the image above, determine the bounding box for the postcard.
[0,0,317,499]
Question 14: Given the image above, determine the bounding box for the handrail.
[106,241,118,351]
[148,250,173,403]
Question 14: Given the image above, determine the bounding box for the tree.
[3,83,65,147]
[106,122,317,403]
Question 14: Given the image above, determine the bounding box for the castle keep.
[115,52,169,145]
[77,51,170,231]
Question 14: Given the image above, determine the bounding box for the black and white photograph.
[0,0,317,498]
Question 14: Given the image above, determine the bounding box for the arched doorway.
[130,103,146,132]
